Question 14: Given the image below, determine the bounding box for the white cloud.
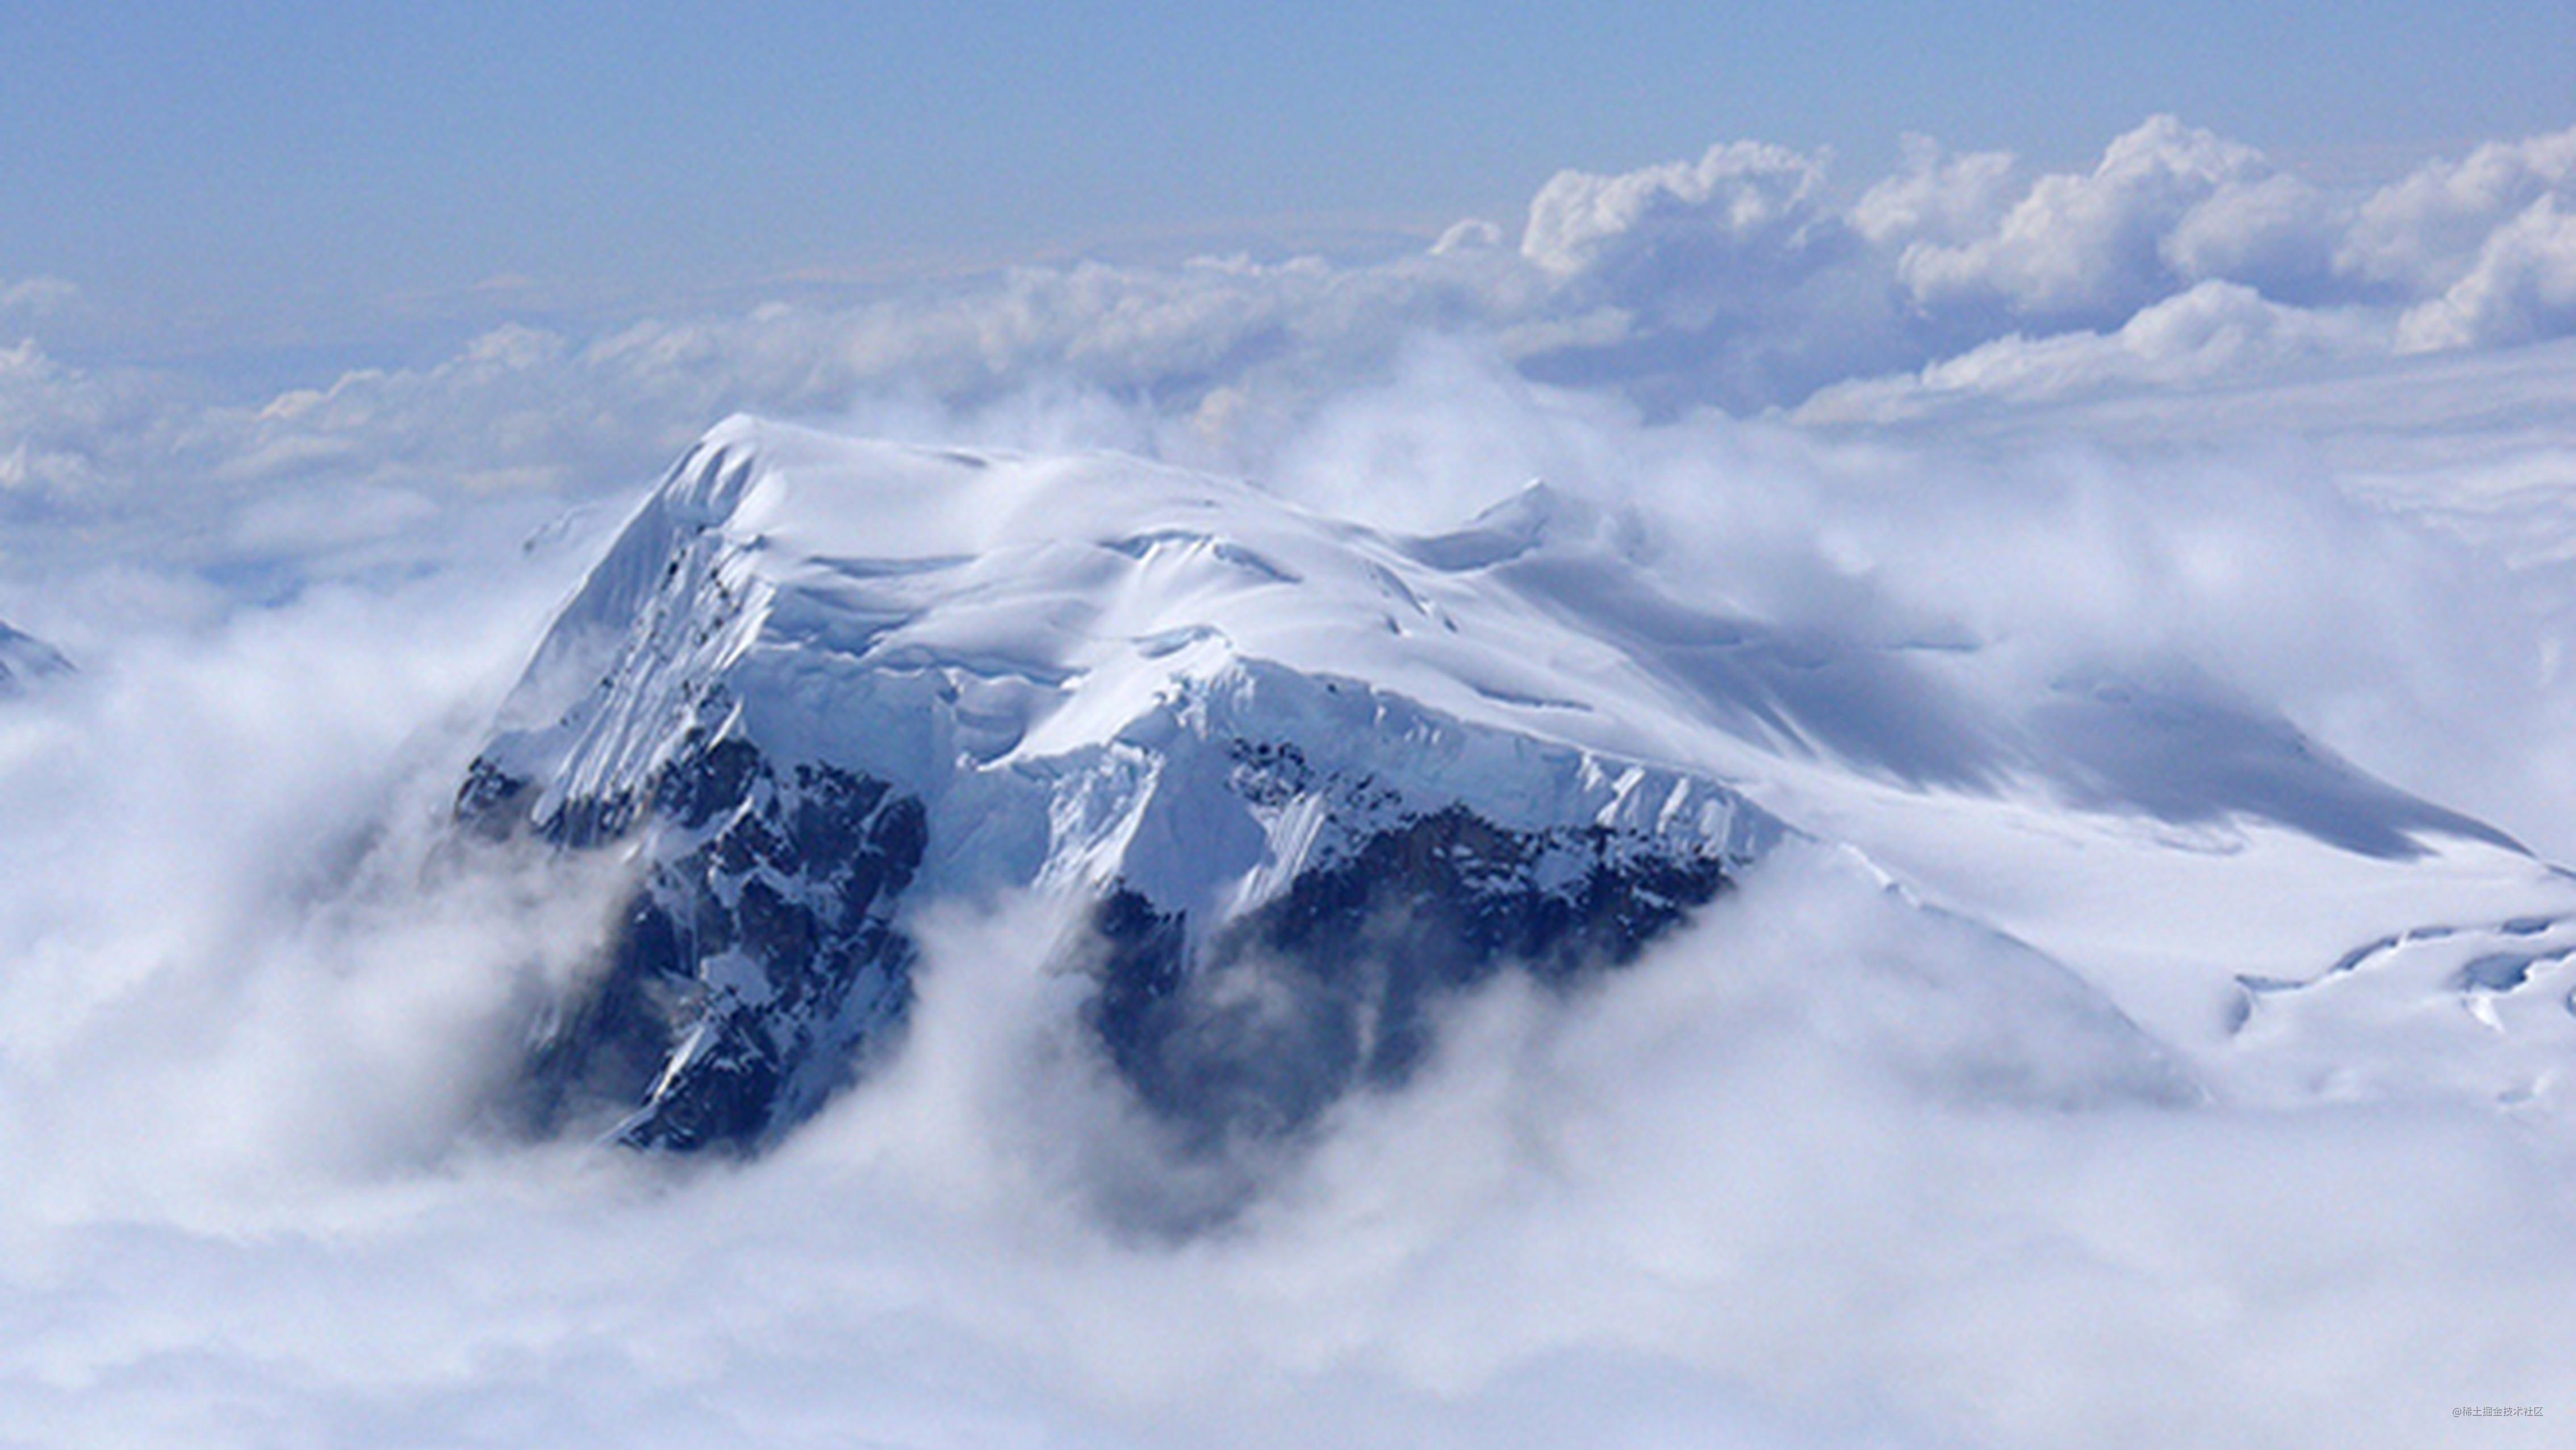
[2337,126,2576,294]
[2160,169,2341,296]
[1429,217,1506,254]
[1503,140,1909,408]
[2395,194,2576,352]
[8,113,2576,600]
[1850,135,2022,248]
[1800,281,2387,420]
[1895,116,2339,327]
[4,826,2573,1445]
[1519,139,1836,282]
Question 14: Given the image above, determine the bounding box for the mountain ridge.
[458,415,2576,1152]
[461,417,1795,1148]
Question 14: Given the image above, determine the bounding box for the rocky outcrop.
[465,732,926,1148]
[1090,801,1734,1145]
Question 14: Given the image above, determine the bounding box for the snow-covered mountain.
[0,621,69,697]
[462,416,2576,1151]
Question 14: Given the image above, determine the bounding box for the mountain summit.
[461,416,2576,1154]
[460,417,1788,1148]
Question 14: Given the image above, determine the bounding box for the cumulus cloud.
[131,115,2564,503]
[2338,126,2576,294]
[1498,116,2576,404]
[10,113,2576,599]
[1519,139,1837,283]
[1891,116,2340,327]
[0,340,172,502]
[1799,281,2387,420]
[1428,217,1506,255]
[1850,135,2022,249]
[2395,194,2576,352]
[1509,140,1911,410]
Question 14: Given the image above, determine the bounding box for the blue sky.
[2,0,2570,363]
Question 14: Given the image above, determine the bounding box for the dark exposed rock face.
[464,721,1738,1156]
[1088,802,1733,1146]
[461,734,926,1150]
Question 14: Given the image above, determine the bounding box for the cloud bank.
[11,116,2576,540]
[6,783,2573,1445]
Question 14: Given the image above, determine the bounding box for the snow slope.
[464,415,2576,1149]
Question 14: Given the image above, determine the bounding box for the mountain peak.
[460,423,1791,1152]
[456,418,2562,1163]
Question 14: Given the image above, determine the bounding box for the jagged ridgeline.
[457,416,1784,1151]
